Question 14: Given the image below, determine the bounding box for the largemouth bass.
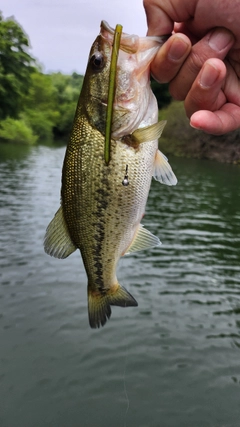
[44,21,177,328]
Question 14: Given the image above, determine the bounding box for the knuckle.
[143,0,152,8]
[187,50,208,75]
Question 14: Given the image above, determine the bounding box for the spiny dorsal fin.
[125,224,161,255]
[132,120,167,143]
[153,149,177,186]
[44,206,77,259]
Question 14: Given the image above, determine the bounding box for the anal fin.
[44,206,77,259]
[125,224,161,255]
[153,149,177,186]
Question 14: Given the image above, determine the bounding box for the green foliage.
[0,65,83,144]
[151,79,172,109]
[158,101,196,156]
[50,72,83,137]
[0,11,36,120]
[0,117,37,144]
[0,11,173,145]
[23,72,60,142]
[22,111,55,143]
[159,101,240,163]
[24,72,59,112]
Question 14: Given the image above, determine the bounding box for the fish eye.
[90,52,105,70]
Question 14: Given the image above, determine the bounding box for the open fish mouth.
[100,20,168,54]
[101,20,116,35]
[100,20,169,82]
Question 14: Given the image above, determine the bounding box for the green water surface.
[0,144,240,427]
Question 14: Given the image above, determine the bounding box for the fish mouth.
[100,20,167,101]
[100,20,168,54]
[97,21,169,136]
[101,20,115,35]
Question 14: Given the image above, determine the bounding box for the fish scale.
[62,114,152,276]
[44,21,177,328]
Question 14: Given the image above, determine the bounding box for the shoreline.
[159,101,240,165]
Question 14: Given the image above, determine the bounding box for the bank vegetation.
[0,12,239,163]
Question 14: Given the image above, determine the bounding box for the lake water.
[0,143,240,427]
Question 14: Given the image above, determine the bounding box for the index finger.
[143,0,197,35]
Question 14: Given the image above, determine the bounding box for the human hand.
[144,0,240,135]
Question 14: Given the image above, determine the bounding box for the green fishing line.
[104,24,123,165]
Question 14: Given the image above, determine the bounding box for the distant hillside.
[159,101,240,164]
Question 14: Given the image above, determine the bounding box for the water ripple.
[0,147,240,427]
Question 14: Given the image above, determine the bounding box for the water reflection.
[0,144,240,427]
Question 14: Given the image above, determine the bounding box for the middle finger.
[169,27,234,100]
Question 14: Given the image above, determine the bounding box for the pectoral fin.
[44,206,77,259]
[153,149,177,186]
[125,224,161,255]
[132,120,167,143]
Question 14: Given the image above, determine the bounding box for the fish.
[44,20,177,328]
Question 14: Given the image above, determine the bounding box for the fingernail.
[199,62,219,88]
[168,36,189,61]
[208,28,234,51]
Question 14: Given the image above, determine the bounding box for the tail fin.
[88,284,138,329]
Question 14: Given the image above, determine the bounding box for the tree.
[0,11,36,120]
[51,72,84,137]
[22,71,60,142]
